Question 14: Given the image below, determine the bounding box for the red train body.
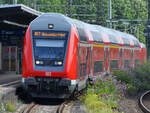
[22,13,147,98]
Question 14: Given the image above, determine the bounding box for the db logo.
[45,72,51,76]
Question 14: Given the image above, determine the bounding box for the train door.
[2,46,18,72]
[131,49,134,68]
[86,46,91,76]
[78,43,89,90]
[90,45,93,76]
[78,44,88,79]
[104,47,109,72]
[119,48,123,69]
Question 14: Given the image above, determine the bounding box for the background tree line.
[0,0,148,43]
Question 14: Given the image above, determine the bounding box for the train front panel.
[22,13,79,98]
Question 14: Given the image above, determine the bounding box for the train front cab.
[22,15,81,98]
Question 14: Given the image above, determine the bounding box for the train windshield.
[32,31,68,66]
[35,39,65,59]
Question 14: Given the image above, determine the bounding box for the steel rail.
[22,103,37,113]
[139,90,150,113]
[57,100,74,113]
[0,80,21,87]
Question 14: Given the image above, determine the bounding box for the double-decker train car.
[22,13,146,98]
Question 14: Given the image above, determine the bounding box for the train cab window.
[35,39,65,59]
[94,61,103,73]
[110,60,119,69]
[33,39,66,66]
[76,27,87,41]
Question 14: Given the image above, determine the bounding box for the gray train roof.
[31,13,142,47]
[30,13,71,31]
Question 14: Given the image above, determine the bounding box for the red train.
[22,13,147,98]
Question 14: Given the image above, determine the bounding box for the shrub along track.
[139,90,150,113]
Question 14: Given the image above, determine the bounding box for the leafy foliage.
[81,75,126,113]
[84,94,114,113]
[6,102,16,112]
[0,101,6,113]
[113,70,131,84]
[113,62,150,95]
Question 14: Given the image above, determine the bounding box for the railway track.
[21,103,37,113]
[0,80,21,87]
[139,90,150,113]
[57,100,74,113]
[19,100,75,113]
[19,91,84,113]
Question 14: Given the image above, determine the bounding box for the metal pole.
[102,0,105,25]
[108,0,112,28]
[96,0,100,25]
[13,0,17,4]
[34,0,37,10]
[147,0,150,58]
[70,0,72,17]
[27,0,31,7]
[124,24,127,32]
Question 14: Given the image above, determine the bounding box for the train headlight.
[36,60,40,64]
[48,24,54,29]
[36,60,44,65]
[58,61,62,65]
[54,61,62,65]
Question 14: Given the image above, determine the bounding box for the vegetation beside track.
[81,62,150,113]
[114,62,150,95]
[80,74,126,113]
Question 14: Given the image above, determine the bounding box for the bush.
[113,62,150,95]
[81,75,126,113]
[84,94,115,113]
[0,102,6,113]
[6,102,16,112]
[113,70,131,84]
[126,84,137,96]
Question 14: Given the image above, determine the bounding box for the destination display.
[33,31,66,38]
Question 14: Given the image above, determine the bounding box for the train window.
[34,39,65,59]
[80,63,87,77]
[110,60,119,69]
[94,61,103,73]
[91,31,103,43]
[76,28,87,41]
[33,39,67,66]
[131,50,133,60]
[124,60,130,68]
